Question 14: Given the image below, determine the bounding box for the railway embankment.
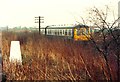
[1,31,119,80]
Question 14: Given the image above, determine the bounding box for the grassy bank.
[2,31,118,80]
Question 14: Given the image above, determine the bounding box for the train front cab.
[73,25,91,41]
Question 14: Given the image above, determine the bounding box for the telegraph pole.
[35,16,44,34]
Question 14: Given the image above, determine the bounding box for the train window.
[81,29,85,35]
[49,30,50,34]
[86,28,89,34]
[65,30,67,35]
[58,30,59,35]
[90,28,93,33]
[63,30,64,34]
[77,28,81,35]
[52,30,54,35]
[55,30,57,35]
[77,28,86,35]
[69,30,71,35]
[48,30,49,34]
[94,28,100,32]
[60,30,62,35]
[50,30,51,34]
[83,28,86,35]
[49,30,51,34]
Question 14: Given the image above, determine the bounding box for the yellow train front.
[73,25,92,41]
[41,24,94,41]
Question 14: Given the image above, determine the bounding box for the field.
[1,31,118,81]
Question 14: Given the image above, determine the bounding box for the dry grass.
[2,31,118,81]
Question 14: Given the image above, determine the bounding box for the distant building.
[118,1,120,27]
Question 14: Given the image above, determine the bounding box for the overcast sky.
[0,0,119,28]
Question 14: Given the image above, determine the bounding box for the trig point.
[9,41,22,65]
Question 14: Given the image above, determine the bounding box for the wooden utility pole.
[35,16,44,34]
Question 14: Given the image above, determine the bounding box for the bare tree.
[85,6,120,81]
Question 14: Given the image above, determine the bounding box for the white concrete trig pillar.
[9,41,22,65]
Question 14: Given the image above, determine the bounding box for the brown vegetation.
[2,31,118,81]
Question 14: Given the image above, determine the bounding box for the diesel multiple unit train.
[41,24,99,41]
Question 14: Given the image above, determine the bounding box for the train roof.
[44,24,89,29]
[75,24,89,28]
